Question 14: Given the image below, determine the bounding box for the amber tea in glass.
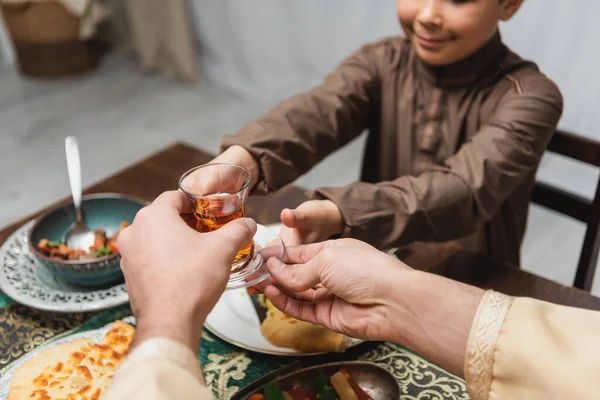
[179,163,286,290]
[179,163,254,272]
[192,193,254,270]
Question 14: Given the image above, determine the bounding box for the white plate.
[204,288,363,356]
[205,288,299,355]
[0,316,136,399]
[205,223,362,356]
[0,221,129,313]
[266,223,283,235]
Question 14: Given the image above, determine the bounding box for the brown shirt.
[222,33,563,265]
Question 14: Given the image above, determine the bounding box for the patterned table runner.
[0,295,468,399]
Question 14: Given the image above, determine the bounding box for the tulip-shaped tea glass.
[179,163,285,290]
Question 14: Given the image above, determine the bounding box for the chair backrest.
[531,129,600,292]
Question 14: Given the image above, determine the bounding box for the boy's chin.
[415,47,463,67]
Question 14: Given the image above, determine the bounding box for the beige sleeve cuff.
[464,290,514,400]
[102,338,211,400]
[118,337,204,383]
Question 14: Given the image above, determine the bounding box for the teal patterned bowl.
[28,193,147,287]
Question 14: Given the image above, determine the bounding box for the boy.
[207,0,562,265]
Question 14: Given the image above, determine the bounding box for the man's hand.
[117,190,257,352]
[262,238,483,377]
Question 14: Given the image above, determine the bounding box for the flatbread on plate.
[260,298,349,353]
[8,320,135,400]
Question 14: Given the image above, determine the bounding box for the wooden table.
[3,142,600,399]
[3,142,599,311]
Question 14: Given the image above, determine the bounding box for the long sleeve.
[220,39,392,194]
[314,76,563,250]
[102,338,213,400]
[465,291,600,400]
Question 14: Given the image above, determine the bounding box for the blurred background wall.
[1,0,599,291]
[3,0,594,196]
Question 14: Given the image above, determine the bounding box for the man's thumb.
[211,218,257,260]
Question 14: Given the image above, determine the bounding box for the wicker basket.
[1,1,102,77]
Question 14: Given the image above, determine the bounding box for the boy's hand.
[210,145,261,190]
[279,200,344,246]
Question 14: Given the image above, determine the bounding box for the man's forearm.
[389,270,483,377]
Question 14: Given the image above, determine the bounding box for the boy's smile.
[398,0,523,66]
[414,32,456,52]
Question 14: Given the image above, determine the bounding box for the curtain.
[124,0,198,81]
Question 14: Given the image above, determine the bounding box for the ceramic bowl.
[28,193,147,287]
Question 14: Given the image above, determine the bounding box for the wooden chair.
[531,129,600,292]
